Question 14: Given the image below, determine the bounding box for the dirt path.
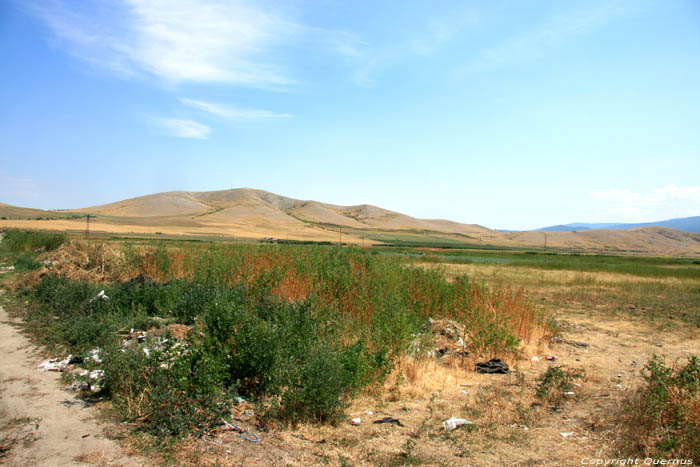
[0,298,147,466]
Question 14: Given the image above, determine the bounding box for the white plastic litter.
[38,356,72,372]
[563,391,575,396]
[460,390,469,394]
[560,432,574,439]
[443,417,473,432]
[88,348,102,363]
[78,369,105,392]
[508,423,528,430]
[350,417,361,425]
[364,410,374,415]
[531,356,540,361]
[90,290,109,302]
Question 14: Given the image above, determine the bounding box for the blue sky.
[1,0,699,230]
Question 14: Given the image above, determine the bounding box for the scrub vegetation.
[2,235,551,442]
[1,230,698,464]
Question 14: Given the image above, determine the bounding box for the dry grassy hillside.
[67,188,491,236]
[2,189,700,256]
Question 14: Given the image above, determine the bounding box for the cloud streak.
[158,118,211,139]
[329,9,477,87]
[0,171,40,200]
[591,184,700,221]
[179,98,293,120]
[24,0,300,88]
[465,1,632,72]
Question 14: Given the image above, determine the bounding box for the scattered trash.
[560,432,574,439]
[373,417,404,427]
[76,369,105,392]
[81,434,90,438]
[236,396,246,403]
[222,420,260,442]
[545,355,557,361]
[460,390,469,394]
[41,260,53,266]
[508,423,528,430]
[475,358,509,374]
[363,410,374,415]
[128,273,155,285]
[88,348,102,363]
[38,356,72,372]
[563,391,575,396]
[531,356,541,362]
[0,265,15,272]
[350,417,361,425]
[90,290,109,302]
[443,417,473,432]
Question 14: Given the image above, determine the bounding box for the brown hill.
[72,188,491,235]
[2,189,700,256]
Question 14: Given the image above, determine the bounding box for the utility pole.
[85,214,91,238]
[338,226,342,246]
[544,233,547,252]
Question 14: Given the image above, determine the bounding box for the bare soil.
[0,295,146,466]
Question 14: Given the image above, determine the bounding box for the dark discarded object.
[128,273,155,285]
[373,417,404,427]
[554,337,590,348]
[475,358,509,374]
[222,420,260,442]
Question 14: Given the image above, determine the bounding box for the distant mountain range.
[536,216,700,233]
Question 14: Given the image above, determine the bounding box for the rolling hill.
[2,189,700,256]
[70,188,492,236]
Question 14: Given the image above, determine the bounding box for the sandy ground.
[0,293,146,466]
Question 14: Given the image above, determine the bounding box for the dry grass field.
[3,188,700,256]
[2,232,697,465]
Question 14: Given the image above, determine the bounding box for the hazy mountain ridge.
[537,216,700,234]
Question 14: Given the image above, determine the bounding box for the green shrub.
[0,229,66,253]
[616,355,700,459]
[13,252,41,271]
[16,241,552,442]
[536,365,585,408]
[102,335,234,439]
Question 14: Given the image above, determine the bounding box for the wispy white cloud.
[465,1,633,72]
[23,0,300,88]
[329,9,477,87]
[591,184,700,221]
[158,118,211,139]
[179,98,293,120]
[0,171,40,200]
